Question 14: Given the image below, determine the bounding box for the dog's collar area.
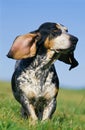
[42,52,61,70]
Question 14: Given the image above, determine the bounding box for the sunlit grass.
[0,81,85,130]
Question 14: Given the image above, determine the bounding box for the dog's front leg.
[42,98,56,121]
[29,103,38,121]
[21,97,38,121]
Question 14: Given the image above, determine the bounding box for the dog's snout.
[70,35,78,44]
[7,51,13,59]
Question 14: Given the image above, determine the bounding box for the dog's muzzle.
[70,35,78,45]
[61,35,78,53]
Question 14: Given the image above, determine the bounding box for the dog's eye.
[49,29,62,40]
[65,29,68,32]
[52,29,62,36]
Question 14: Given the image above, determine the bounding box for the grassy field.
[0,81,85,130]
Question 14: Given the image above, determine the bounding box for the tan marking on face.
[56,24,68,32]
[44,37,54,50]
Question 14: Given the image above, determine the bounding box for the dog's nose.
[7,51,13,59]
[70,35,78,45]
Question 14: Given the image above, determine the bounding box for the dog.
[7,22,78,121]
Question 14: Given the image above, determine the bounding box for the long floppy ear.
[7,33,41,60]
[58,52,79,70]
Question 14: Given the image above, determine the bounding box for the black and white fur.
[7,22,78,121]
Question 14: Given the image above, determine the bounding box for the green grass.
[0,81,85,130]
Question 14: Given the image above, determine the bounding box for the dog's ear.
[7,33,41,60]
[58,52,79,70]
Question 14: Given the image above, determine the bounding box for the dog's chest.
[16,67,56,99]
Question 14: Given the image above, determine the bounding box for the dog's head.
[7,22,78,70]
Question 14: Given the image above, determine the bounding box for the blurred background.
[0,0,85,89]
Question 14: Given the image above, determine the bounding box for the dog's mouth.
[53,45,76,54]
[42,45,76,70]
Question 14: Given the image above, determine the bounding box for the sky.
[0,0,85,89]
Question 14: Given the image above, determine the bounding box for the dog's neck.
[20,52,59,72]
[20,46,60,71]
[30,50,60,71]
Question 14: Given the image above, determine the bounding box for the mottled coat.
[7,22,78,121]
